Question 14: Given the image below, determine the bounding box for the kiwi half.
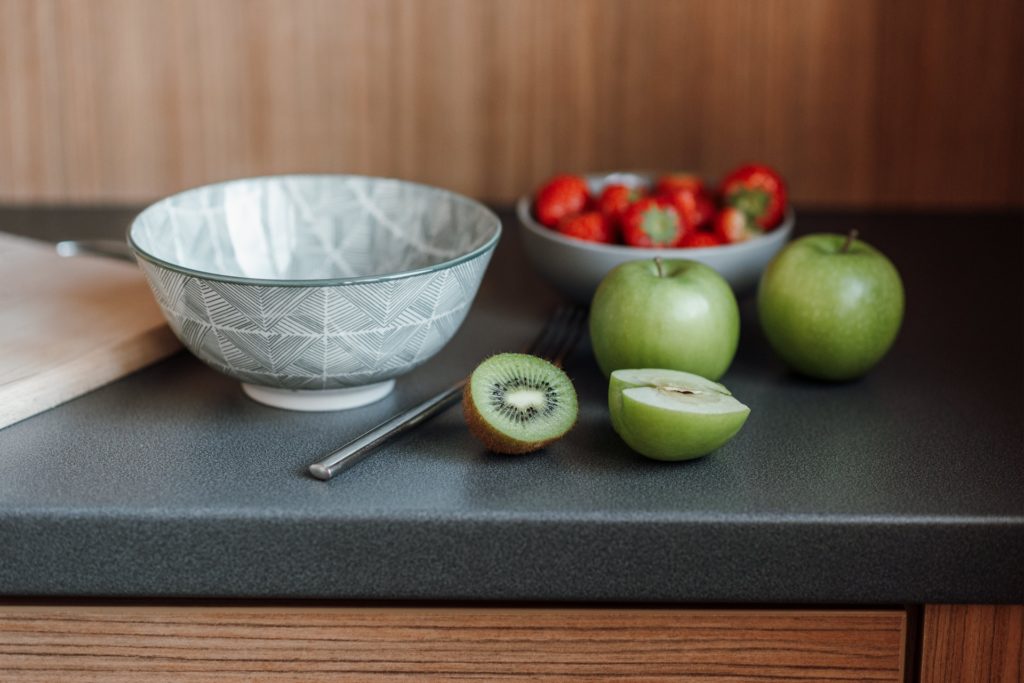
[463,353,578,454]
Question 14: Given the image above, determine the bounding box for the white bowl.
[130,175,501,411]
[517,172,793,303]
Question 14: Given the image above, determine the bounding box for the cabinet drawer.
[0,605,905,681]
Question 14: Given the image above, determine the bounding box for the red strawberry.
[659,186,716,231]
[680,231,725,248]
[654,174,716,231]
[714,206,761,243]
[621,197,685,248]
[719,163,787,230]
[597,183,643,225]
[533,174,590,228]
[556,211,614,244]
[654,173,705,196]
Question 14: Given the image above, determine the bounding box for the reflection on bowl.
[130,175,501,411]
[517,172,793,303]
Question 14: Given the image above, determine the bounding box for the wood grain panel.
[921,604,1024,683]
[874,0,1024,207]
[0,0,66,198]
[0,605,906,681]
[0,0,1020,207]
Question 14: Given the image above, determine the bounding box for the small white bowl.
[517,172,793,303]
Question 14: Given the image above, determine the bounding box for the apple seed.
[657,385,699,396]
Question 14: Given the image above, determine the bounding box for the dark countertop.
[1,207,1021,604]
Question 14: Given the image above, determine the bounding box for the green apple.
[757,231,904,381]
[589,258,740,380]
[608,368,750,461]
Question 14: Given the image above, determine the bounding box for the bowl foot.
[242,380,395,411]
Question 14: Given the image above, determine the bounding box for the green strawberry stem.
[731,188,770,218]
[841,229,859,253]
[641,206,680,245]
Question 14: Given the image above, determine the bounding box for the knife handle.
[56,239,135,262]
[308,379,466,480]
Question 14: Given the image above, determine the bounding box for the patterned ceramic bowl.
[129,175,501,411]
[517,172,793,303]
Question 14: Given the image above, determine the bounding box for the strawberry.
[654,174,715,231]
[680,231,725,248]
[659,186,716,231]
[714,206,761,243]
[533,174,590,228]
[621,197,685,248]
[654,173,705,196]
[597,183,643,226]
[556,211,614,244]
[719,163,787,230]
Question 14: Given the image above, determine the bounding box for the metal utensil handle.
[308,379,467,480]
[56,239,135,262]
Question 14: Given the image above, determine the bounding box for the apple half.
[609,369,750,461]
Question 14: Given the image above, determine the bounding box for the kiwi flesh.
[463,353,578,454]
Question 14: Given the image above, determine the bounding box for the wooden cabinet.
[1,603,1019,680]
[921,605,1023,683]
[1,605,905,681]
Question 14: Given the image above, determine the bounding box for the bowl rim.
[516,194,794,257]
[128,174,502,288]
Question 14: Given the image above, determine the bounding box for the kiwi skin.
[461,354,578,454]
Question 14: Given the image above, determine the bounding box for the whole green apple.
[589,258,740,380]
[609,368,750,461]
[757,231,904,381]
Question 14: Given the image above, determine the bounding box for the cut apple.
[608,369,750,461]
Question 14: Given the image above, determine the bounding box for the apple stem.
[841,229,859,253]
[654,256,665,278]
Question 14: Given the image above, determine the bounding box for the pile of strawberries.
[532,163,788,248]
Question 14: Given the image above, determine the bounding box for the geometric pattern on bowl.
[137,257,491,389]
[131,175,496,281]
[130,175,500,390]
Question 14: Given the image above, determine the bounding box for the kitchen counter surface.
[1,207,1021,604]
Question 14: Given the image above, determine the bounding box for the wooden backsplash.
[1,0,1021,207]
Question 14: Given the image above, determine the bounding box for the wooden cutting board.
[0,232,181,429]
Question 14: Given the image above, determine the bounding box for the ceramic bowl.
[129,175,501,411]
[517,172,793,303]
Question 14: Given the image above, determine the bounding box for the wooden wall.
[1,0,1021,208]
